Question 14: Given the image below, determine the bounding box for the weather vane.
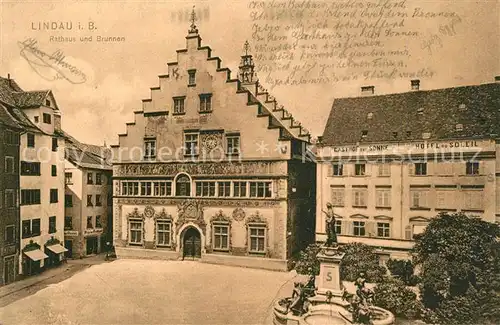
[243,40,250,56]
[189,5,198,34]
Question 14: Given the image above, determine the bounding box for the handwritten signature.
[18,38,87,84]
[421,34,443,55]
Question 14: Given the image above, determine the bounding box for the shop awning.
[46,244,68,254]
[24,249,48,261]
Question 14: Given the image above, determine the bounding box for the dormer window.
[459,103,466,109]
[367,112,374,120]
[422,132,431,139]
[34,116,39,123]
[361,130,368,139]
[417,107,424,115]
[406,131,412,137]
[455,123,463,131]
[43,113,52,124]
[392,132,398,138]
[188,69,196,86]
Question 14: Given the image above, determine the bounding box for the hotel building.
[111,15,316,271]
[60,131,113,259]
[316,78,500,260]
[0,76,67,278]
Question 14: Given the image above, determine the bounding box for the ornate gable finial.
[189,5,198,34]
[243,40,250,56]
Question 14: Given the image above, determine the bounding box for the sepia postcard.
[0,0,499,324]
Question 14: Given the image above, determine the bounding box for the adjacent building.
[111,16,316,271]
[316,78,500,260]
[0,75,67,279]
[60,131,113,258]
[0,100,21,285]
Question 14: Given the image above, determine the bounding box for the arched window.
[175,174,191,197]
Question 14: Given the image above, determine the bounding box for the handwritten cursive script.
[18,38,87,84]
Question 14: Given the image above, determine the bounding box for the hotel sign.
[323,140,495,157]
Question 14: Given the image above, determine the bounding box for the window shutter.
[347,220,354,235]
[328,163,333,176]
[366,221,376,237]
[408,163,415,175]
[341,220,348,235]
[404,225,412,240]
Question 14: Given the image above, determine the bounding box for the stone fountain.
[273,244,395,325]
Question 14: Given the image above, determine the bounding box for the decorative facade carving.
[114,203,122,242]
[175,200,206,235]
[114,161,283,177]
[145,115,167,137]
[125,208,145,247]
[245,210,267,225]
[201,132,223,153]
[232,207,246,222]
[116,197,281,208]
[155,208,173,220]
[144,205,155,218]
[211,210,231,224]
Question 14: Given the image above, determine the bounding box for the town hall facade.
[111,14,316,270]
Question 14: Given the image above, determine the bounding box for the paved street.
[0,259,297,325]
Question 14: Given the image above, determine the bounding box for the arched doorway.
[182,227,201,259]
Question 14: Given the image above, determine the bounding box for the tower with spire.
[238,41,257,85]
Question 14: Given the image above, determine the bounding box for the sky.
[0,0,498,146]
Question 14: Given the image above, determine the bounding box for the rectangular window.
[414,163,427,176]
[96,194,102,206]
[463,190,483,210]
[377,222,390,238]
[64,216,73,230]
[43,113,52,124]
[332,164,343,176]
[51,165,57,176]
[65,172,73,184]
[129,220,143,244]
[352,189,367,207]
[52,137,58,151]
[21,161,41,176]
[465,162,480,175]
[226,135,240,155]
[65,194,73,207]
[330,188,344,207]
[353,221,366,236]
[355,164,366,176]
[22,220,31,238]
[249,227,266,253]
[157,221,171,246]
[199,94,212,112]
[144,139,156,158]
[378,164,391,176]
[188,69,196,85]
[173,97,185,114]
[95,173,102,185]
[50,189,58,203]
[196,181,216,197]
[5,156,14,174]
[21,189,41,205]
[218,181,231,197]
[4,129,19,145]
[5,189,16,207]
[410,189,429,208]
[376,189,391,207]
[87,195,93,206]
[87,172,93,184]
[49,216,56,234]
[31,219,41,236]
[436,190,455,209]
[152,181,172,197]
[5,225,15,244]
[34,116,39,123]
[95,215,102,228]
[140,182,152,196]
[249,182,272,198]
[27,133,35,147]
[213,225,229,250]
[86,216,93,229]
[335,220,342,234]
[233,181,247,197]
[184,133,199,156]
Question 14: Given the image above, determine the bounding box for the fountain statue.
[322,203,338,247]
[273,238,395,325]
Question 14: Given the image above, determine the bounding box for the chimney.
[361,86,374,96]
[411,79,420,90]
[495,76,500,83]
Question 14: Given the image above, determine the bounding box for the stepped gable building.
[111,12,316,271]
[0,75,66,280]
[58,130,113,259]
[316,78,500,260]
